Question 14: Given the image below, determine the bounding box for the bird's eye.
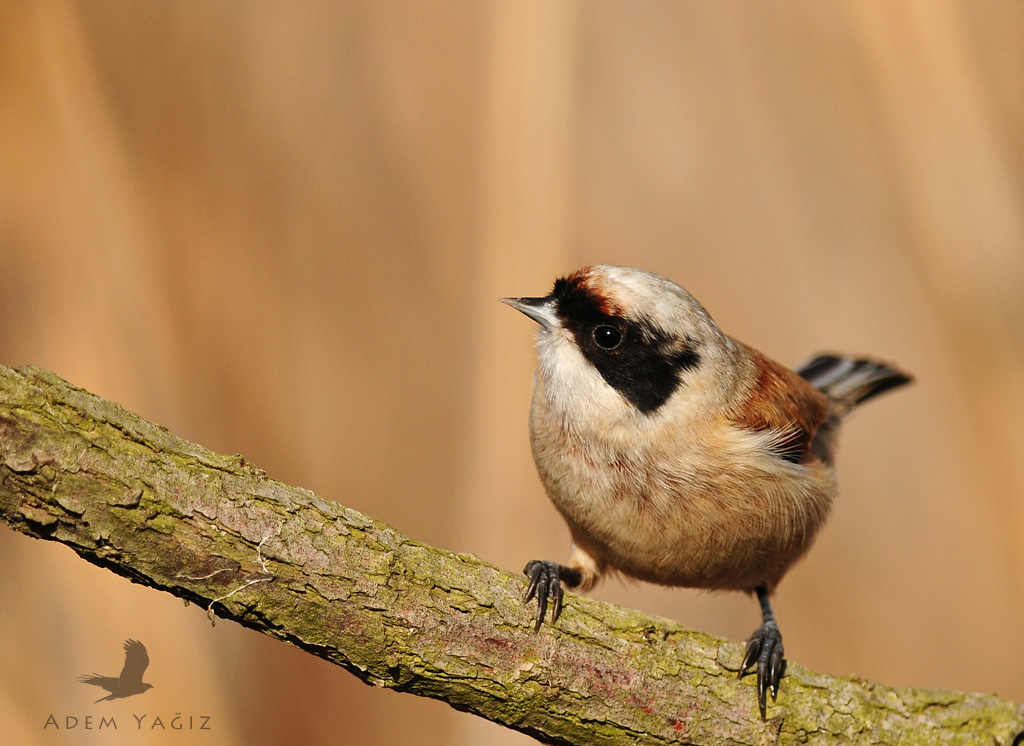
[592,324,623,350]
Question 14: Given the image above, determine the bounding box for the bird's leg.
[739,585,786,720]
[522,560,583,630]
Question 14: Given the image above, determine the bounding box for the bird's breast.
[528,381,837,591]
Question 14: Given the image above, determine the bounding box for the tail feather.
[797,354,912,417]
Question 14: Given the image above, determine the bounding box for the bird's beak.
[500,296,560,330]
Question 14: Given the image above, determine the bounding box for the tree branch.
[0,364,1020,745]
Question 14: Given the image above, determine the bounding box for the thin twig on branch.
[0,364,1020,745]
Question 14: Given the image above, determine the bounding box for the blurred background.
[1,1,1023,744]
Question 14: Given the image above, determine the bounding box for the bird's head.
[502,265,742,421]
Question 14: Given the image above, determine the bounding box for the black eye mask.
[550,276,701,414]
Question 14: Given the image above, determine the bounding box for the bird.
[79,639,154,703]
[501,264,912,719]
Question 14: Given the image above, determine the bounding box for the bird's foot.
[523,560,581,630]
[738,620,785,720]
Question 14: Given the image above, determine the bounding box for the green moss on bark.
[0,364,1021,746]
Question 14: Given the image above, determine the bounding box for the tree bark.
[0,364,1020,745]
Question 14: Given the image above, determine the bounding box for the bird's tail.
[797,354,912,417]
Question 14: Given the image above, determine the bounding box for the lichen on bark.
[0,364,1021,745]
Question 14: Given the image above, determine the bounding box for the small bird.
[502,265,911,719]
[79,639,154,703]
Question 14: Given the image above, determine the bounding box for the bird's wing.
[79,674,119,693]
[118,639,150,686]
[729,343,830,465]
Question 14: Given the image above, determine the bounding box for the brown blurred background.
[1,1,1023,744]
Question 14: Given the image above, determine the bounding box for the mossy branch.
[0,364,1020,745]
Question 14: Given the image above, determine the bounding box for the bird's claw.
[523,560,566,630]
[738,621,785,720]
